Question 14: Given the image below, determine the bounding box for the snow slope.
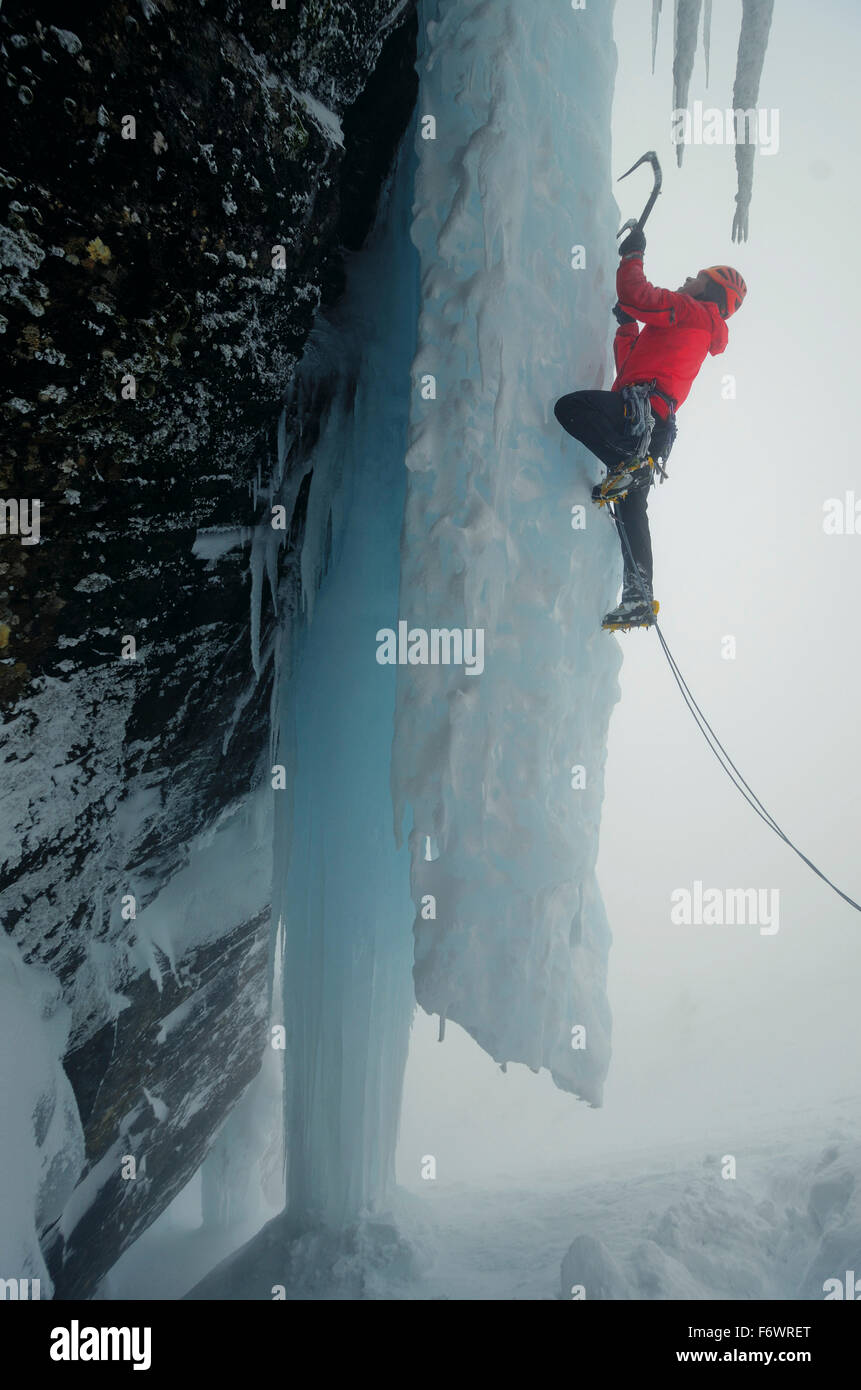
[107,1098,861,1301]
[414,1112,861,1301]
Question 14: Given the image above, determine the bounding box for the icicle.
[265,529,279,619]
[703,0,712,86]
[672,0,703,168]
[249,525,266,678]
[731,0,776,242]
[274,407,288,489]
[651,0,662,74]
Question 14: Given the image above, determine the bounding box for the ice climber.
[554,226,746,631]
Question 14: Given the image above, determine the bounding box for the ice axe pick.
[616,150,663,240]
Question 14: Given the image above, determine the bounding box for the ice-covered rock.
[391,0,622,1103]
[561,1234,631,1301]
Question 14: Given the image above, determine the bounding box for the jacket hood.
[704,300,729,355]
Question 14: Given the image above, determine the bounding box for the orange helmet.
[701,265,747,318]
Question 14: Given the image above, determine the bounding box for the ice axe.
[616,150,662,240]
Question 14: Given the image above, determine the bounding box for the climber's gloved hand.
[612,301,636,325]
[618,226,646,257]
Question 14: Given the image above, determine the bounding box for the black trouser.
[554,388,674,596]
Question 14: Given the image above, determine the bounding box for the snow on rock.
[286,79,346,149]
[191,527,253,563]
[49,28,83,57]
[561,1234,631,1300]
[0,933,85,1294]
[42,793,274,1298]
[391,0,623,1103]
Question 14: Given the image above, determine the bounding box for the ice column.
[391,0,624,1102]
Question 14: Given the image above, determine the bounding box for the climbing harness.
[621,381,657,459]
[616,380,677,488]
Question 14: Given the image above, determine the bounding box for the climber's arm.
[613,316,639,374]
[617,254,714,330]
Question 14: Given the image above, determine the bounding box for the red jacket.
[613,254,728,419]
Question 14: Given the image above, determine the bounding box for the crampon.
[591,456,654,507]
[601,597,660,632]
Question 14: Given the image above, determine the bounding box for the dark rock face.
[47,906,271,1299]
[0,0,417,1297]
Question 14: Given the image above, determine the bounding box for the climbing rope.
[610,501,861,915]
